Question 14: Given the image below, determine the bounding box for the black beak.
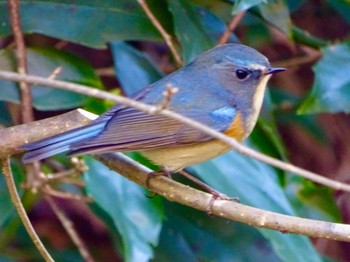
[265,67,286,75]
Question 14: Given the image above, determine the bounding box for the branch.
[153,83,179,113]
[1,158,54,261]
[45,195,95,262]
[137,0,183,66]
[95,153,350,242]
[273,47,321,68]
[7,0,34,123]
[43,186,92,203]
[0,109,97,158]
[1,70,350,193]
[217,12,245,45]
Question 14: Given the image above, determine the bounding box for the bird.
[21,43,285,172]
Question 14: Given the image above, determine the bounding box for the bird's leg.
[178,170,239,214]
[178,170,233,199]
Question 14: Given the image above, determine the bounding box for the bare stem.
[45,195,95,262]
[152,83,179,113]
[274,47,321,68]
[218,12,245,45]
[1,158,54,262]
[7,0,34,123]
[43,185,93,203]
[137,0,183,66]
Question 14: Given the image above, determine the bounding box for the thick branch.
[0,109,97,158]
[95,153,350,242]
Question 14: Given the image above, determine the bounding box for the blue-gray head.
[190,43,285,133]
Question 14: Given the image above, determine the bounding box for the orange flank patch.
[223,112,246,141]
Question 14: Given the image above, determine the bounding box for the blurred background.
[1,0,350,261]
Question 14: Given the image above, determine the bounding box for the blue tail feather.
[21,122,106,163]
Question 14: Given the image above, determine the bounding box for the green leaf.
[254,91,288,161]
[188,144,321,262]
[0,47,103,111]
[0,175,16,229]
[84,156,163,262]
[168,0,214,63]
[285,0,305,12]
[110,42,164,97]
[295,181,341,222]
[328,0,350,24]
[155,204,281,262]
[298,42,350,114]
[258,0,292,35]
[0,0,160,48]
[196,6,238,44]
[291,26,328,49]
[154,220,198,262]
[270,89,328,143]
[0,102,12,126]
[232,0,268,14]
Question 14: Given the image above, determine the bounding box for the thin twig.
[152,83,179,113]
[58,178,86,187]
[22,161,46,194]
[43,185,93,203]
[1,70,349,192]
[137,0,183,66]
[45,195,95,262]
[7,0,40,202]
[46,157,88,181]
[54,40,69,50]
[274,47,321,68]
[47,66,62,80]
[7,0,34,123]
[1,158,54,262]
[46,169,81,181]
[218,12,245,45]
[95,67,115,77]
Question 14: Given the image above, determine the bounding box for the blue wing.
[69,106,237,155]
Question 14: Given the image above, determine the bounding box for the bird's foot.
[146,168,172,189]
[206,193,239,215]
[178,170,239,214]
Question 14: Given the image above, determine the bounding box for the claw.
[146,168,172,188]
[206,194,239,215]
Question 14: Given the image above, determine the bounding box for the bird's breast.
[223,112,247,140]
[140,113,247,172]
[140,139,233,172]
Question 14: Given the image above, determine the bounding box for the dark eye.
[236,69,249,80]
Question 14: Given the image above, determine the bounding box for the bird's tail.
[21,121,106,163]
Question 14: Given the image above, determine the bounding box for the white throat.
[245,74,271,136]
